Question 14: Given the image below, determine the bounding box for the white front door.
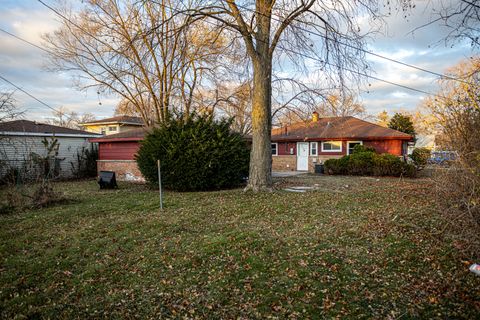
[297,142,309,171]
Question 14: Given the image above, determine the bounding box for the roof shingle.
[0,120,100,136]
[80,116,143,125]
[89,127,147,142]
[272,116,412,141]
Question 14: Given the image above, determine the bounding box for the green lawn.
[0,176,478,318]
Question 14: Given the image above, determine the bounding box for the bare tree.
[376,110,390,127]
[43,0,226,126]
[46,107,96,130]
[318,92,366,118]
[0,91,23,122]
[186,0,411,191]
[213,81,253,135]
[429,0,480,49]
[423,56,480,255]
[114,98,142,117]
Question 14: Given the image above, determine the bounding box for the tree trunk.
[244,0,274,191]
[246,48,273,190]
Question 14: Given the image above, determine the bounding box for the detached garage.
[0,120,101,180]
[90,128,146,181]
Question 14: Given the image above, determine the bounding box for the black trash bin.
[314,164,324,174]
[98,171,118,189]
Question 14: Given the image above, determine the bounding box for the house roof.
[0,120,101,137]
[80,115,144,126]
[89,127,147,142]
[89,116,411,143]
[272,116,412,141]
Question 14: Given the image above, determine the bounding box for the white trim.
[0,131,102,138]
[347,141,363,155]
[321,140,342,152]
[271,142,278,156]
[80,121,143,126]
[310,142,318,156]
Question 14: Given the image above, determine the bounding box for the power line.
[233,2,473,86]
[167,3,440,97]
[0,74,74,121]
[0,27,51,54]
[38,0,438,98]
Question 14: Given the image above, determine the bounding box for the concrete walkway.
[272,171,308,178]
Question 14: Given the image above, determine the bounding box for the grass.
[0,175,479,318]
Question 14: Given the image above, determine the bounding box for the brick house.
[271,113,412,172]
[90,114,412,180]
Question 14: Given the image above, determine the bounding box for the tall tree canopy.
[388,113,416,138]
[43,0,228,125]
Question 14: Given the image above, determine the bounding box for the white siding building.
[0,120,101,180]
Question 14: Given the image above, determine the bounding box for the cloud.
[0,3,118,122]
[0,0,474,122]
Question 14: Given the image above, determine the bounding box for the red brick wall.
[272,154,343,172]
[272,155,297,171]
[97,160,144,182]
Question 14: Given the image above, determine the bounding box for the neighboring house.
[80,116,144,135]
[90,128,145,182]
[0,120,101,180]
[409,134,436,153]
[91,114,413,181]
[271,114,413,172]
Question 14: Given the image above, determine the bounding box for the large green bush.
[410,147,431,167]
[135,113,250,191]
[324,148,416,178]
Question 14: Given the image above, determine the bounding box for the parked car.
[428,151,457,165]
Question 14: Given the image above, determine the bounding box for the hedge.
[324,146,416,178]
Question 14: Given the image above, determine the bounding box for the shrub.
[32,182,65,208]
[347,150,376,175]
[0,167,19,185]
[324,156,349,175]
[410,147,431,167]
[351,144,376,154]
[71,145,98,178]
[136,113,250,191]
[324,149,417,178]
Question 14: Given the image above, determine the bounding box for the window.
[271,143,278,156]
[108,126,117,132]
[321,141,342,152]
[101,127,106,135]
[310,142,318,156]
[347,141,363,155]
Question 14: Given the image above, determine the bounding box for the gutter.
[0,131,102,138]
[272,136,413,142]
[80,121,143,126]
[89,137,144,143]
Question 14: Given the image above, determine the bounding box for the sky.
[0,0,475,122]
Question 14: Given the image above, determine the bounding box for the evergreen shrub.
[136,113,250,191]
